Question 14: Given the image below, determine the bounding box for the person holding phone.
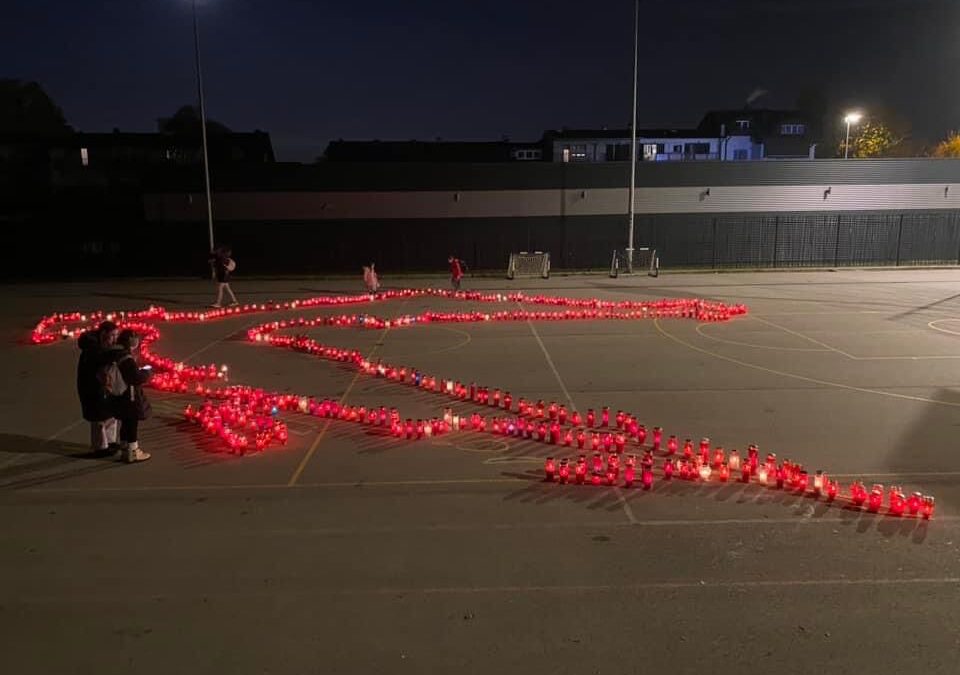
[108,329,153,463]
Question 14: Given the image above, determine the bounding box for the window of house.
[736,119,751,130]
[642,143,658,161]
[673,144,682,153]
[733,149,748,160]
[780,123,806,135]
[562,148,570,162]
[80,147,89,166]
[569,144,588,161]
[685,142,710,155]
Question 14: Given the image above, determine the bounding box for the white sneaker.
[121,442,151,464]
[211,303,222,308]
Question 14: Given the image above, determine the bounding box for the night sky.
[3,0,958,161]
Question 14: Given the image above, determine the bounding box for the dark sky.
[3,0,958,161]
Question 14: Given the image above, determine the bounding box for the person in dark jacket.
[108,329,153,463]
[76,320,119,454]
[208,245,238,308]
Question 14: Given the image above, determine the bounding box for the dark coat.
[107,348,152,420]
[209,252,231,283]
[76,331,111,422]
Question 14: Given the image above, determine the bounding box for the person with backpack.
[208,245,238,308]
[448,255,465,291]
[107,329,153,463]
[77,320,120,455]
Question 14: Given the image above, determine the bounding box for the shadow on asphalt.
[0,432,121,490]
[499,468,931,544]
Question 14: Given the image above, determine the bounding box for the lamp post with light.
[192,0,215,253]
[843,112,863,159]
[625,0,639,273]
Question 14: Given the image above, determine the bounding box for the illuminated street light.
[844,111,863,159]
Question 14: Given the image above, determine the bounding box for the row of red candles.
[542,451,934,518]
[29,289,934,518]
[31,290,745,344]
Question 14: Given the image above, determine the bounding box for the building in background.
[547,108,815,163]
[323,139,542,162]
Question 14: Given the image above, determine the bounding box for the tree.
[157,105,230,136]
[841,120,902,158]
[0,79,71,134]
[931,131,960,158]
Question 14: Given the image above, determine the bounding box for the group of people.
[362,256,466,292]
[71,250,466,465]
[76,321,153,463]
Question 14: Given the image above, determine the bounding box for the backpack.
[98,356,130,397]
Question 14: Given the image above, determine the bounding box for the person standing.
[209,245,238,308]
[448,255,464,291]
[363,263,380,292]
[76,320,120,455]
[108,329,153,463]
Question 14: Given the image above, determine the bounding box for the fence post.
[834,214,841,267]
[772,216,779,268]
[712,217,718,269]
[895,213,904,267]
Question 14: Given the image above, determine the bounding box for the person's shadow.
[0,432,119,489]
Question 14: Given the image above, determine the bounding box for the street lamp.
[843,111,863,159]
[625,0,639,273]
[192,0,215,253]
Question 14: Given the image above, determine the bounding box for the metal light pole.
[625,0,639,273]
[843,111,862,160]
[193,0,215,253]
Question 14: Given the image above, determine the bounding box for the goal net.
[610,248,659,278]
[507,251,551,279]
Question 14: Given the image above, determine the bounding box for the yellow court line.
[751,316,857,358]
[286,323,395,487]
[755,315,960,361]
[653,319,960,408]
[695,318,830,352]
[928,318,960,338]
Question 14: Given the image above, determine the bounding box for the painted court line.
[525,317,577,412]
[336,576,960,596]
[751,316,857,358]
[25,470,960,494]
[751,315,960,361]
[524,312,644,527]
[654,319,960,409]
[286,328,389,487]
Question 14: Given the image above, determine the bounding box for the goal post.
[610,247,659,278]
[507,251,550,279]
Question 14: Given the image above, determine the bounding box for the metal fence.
[640,211,960,269]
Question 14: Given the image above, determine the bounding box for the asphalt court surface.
[2,270,960,674]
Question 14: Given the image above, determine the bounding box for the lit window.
[80,147,89,166]
[780,123,805,135]
[736,119,751,130]
[642,143,658,160]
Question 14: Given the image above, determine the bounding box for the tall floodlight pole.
[626,0,639,273]
[193,0,215,253]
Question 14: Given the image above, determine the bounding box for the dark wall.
[20,210,951,279]
[5,158,960,278]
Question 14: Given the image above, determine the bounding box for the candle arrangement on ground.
[28,288,933,518]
